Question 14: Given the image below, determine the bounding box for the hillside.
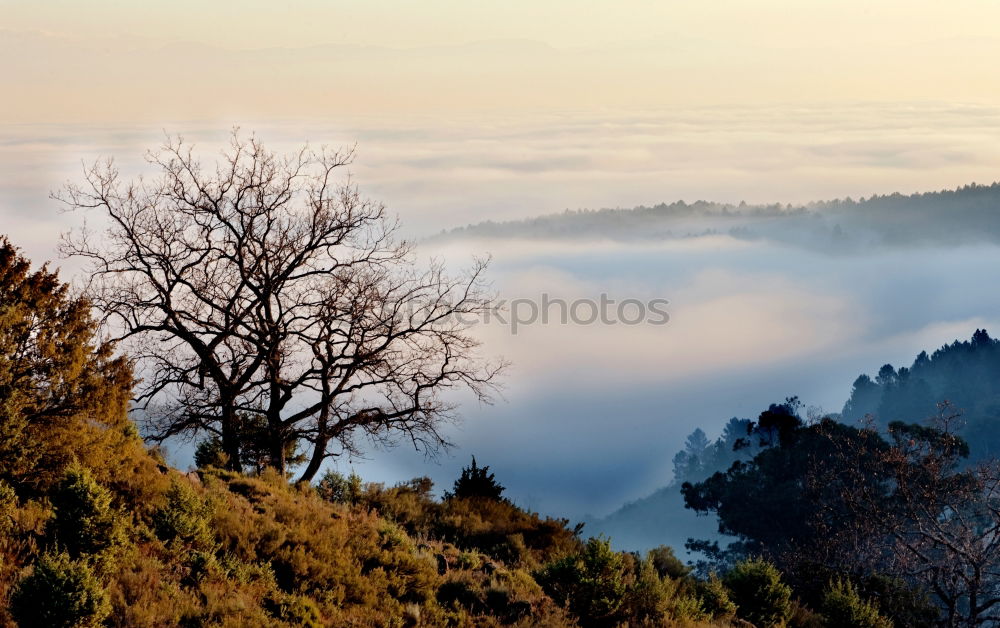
[0,236,816,627]
[583,486,716,555]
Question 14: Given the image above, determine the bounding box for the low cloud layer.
[4,110,1000,518]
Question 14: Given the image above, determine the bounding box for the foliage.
[10,551,111,628]
[153,479,216,550]
[695,573,736,619]
[315,469,363,505]
[194,437,228,470]
[858,574,937,628]
[339,471,582,568]
[648,544,690,580]
[263,591,323,627]
[0,238,139,494]
[820,578,893,628]
[47,463,126,560]
[723,557,793,627]
[842,329,1000,459]
[4,234,987,627]
[194,414,308,475]
[535,537,725,627]
[536,536,627,627]
[447,456,506,501]
[0,479,15,536]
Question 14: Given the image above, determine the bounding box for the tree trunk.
[297,433,329,484]
[269,426,287,476]
[221,403,243,473]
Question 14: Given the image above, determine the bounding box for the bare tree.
[57,130,505,480]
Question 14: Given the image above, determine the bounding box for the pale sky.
[3,1,1000,122]
[4,0,999,50]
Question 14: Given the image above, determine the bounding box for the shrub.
[315,470,363,505]
[447,457,505,501]
[47,463,125,559]
[821,578,893,628]
[724,557,793,627]
[153,479,215,550]
[194,437,228,470]
[0,239,135,493]
[264,590,323,627]
[860,574,937,628]
[664,583,708,624]
[696,573,737,619]
[536,536,626,627]
[626,557,671,621]
[789,600,826,628]
[437,574,485,613]
[10,551,110,628]
[437,495,581,567]
[648,544,691,580]
[0,479,15,535]
[456,551,482,570]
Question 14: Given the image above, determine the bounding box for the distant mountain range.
[434,182,1000,251]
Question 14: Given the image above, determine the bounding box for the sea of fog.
[3,105,1000,520]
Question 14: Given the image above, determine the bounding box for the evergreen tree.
[0,238,135,492]
[10,551,110,628]
[448,457,505,501]
[47,463,125,559]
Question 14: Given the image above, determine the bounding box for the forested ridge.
[435,182,1000,250]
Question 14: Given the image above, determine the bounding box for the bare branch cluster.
[56,129,506,482]
[816,403,1000,626]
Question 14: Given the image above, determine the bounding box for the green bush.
[536,536,626,627]
[10,551,111,628]
[47,463,125,559]
[626,556,671,621]
[724,557,793,627]
[696,573,737,619]
[446,457,506,501]
[153,479,215,550]
[647,544,691,580]
[194,437,228,470]
[315,470,363,505]
[821,578,893,628]
[860,574,936,628]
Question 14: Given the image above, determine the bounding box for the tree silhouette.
[57,130,505,480]
[447,457,505,501]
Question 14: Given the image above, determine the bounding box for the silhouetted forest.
[435,182,1000,251]
[842,329,1000,458]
